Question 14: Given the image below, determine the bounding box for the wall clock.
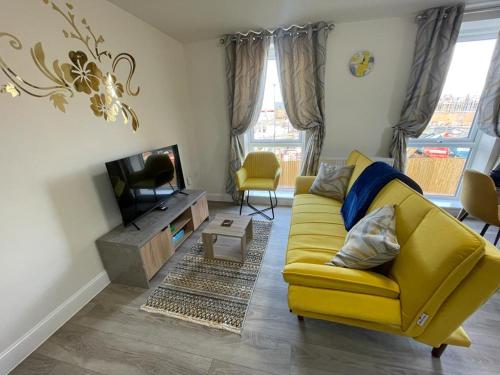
[349,50,374,77]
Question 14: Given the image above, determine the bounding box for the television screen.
[105,145,185,226]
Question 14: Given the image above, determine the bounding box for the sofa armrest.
[236,167,247,190]
[295,176,316,195]
[283,263,400,299]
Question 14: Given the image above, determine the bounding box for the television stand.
[96,190,209,288]
[168,182,189,196]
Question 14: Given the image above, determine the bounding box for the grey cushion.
[309,163,354,201]
[327,205,400,269]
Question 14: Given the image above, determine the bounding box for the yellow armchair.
[459,169,500,244]
[237,151,281,220]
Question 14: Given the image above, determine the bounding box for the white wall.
[323,17,416,157]
[185,40,229,199]
[0,0,196,369]
[185,16,417,198]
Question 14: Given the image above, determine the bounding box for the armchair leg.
[268,191,275,220]
[246,190,276,220]
[431,344,448,358]
[239,191,244,215]
[495,228,500,246]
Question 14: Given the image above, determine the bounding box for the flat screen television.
[105,145,186,227]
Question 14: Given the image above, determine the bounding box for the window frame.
[407,22,498,199]
[244,41,305,191]
[247,124,305,145]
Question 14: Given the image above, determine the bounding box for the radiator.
[319,156,394,168]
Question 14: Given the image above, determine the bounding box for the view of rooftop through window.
[407,38,496,197]
[420,39,496,140]
[247,43,304,190]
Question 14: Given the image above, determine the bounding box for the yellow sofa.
[283,150,500,356]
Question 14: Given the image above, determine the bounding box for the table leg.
[247,219,253,244]
[240,236,246,262]
[202,233,214,259]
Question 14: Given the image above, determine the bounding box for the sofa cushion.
[283,263,400,298]
[309,163,354,201]
[288,285,402,326]
[329,205,400,269]
[346,151,373,192]
[287,194,347,265]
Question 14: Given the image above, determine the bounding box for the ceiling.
[108,0,493,43]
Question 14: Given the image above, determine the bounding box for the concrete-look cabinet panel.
[96,190,209,288]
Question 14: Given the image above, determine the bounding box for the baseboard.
[207,193,233,202]
[0,271,110,374]
[207,192,293,207]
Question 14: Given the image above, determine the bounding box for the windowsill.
[252,190,462,203]
[428,196,462,209]
[249,191,462,212]
[251,189,294,199]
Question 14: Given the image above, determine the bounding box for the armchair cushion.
[240,177,276,191]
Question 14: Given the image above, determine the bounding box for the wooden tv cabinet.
[96,190,209,288]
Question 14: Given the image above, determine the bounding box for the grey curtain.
[390,4,464,171]
[274,22,330,176]
[476,31,500,137]
[224,34,271,200]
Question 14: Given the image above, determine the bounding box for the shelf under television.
[171,217,192,236]
[173,230,193,251]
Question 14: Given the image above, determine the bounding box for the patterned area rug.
[140,220,272,334]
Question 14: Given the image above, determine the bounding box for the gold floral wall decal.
[0,1,140,131]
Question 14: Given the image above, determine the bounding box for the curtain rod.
[415,5,500,20]
[219,22,334,44]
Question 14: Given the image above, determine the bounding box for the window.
[245,43,304,191]
[406,32,496,197]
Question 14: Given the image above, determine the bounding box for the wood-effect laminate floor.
[12,202,500,375]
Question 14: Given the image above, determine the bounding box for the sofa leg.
[480,223,490,236]
[431,344,448,358]
[457,209,468,222]
[297,315,304,322]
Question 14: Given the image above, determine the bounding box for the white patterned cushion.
[327,205,400,269]
[309,163,354,201]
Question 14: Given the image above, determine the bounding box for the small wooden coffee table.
[202,214,253,262]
